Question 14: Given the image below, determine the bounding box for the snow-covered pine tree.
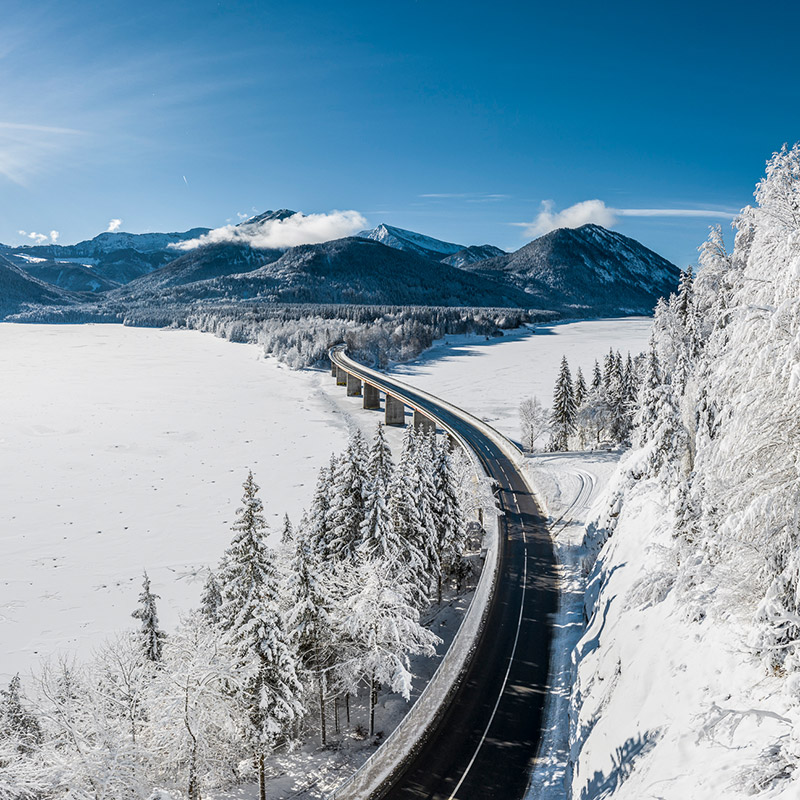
[602,348,617,391]
[131,570,166,662]
[0,674,42,755]
[591,359,603,392]
[574,367,587,408]
[358,423,398,563]
[328,431,369,563]
[280,513,294,546]
[305,457,336,563]
[387,426,429,609]
[409,429,441,600]
[606,356,630,445]
[284,531,339,747]
[431,438,466,603]
[216,471,304,799]
[632,347,662,449]
[622,353,637,406]
[549,355,577,451]
[200,571,223,624]
[338,559,440,737]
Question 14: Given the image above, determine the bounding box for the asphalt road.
[331,349,558,800]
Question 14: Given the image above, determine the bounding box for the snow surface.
[567,473,799,800]
[0,324,349,681]
[390,317,653,442]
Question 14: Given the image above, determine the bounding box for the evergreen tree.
[328,431,369,563]
[199,571,223,624]
[574,367,588,408]
[632,347,662,447]
[0,674,42,755]
[591,359,603,392]
[216,471,303,800]
[285,531,338,747]
[305,457,335,562]
[280,513,294,546]
[387,427,429,608]
[409,430,441,599]
[358,424,398,563]
[131,570,166,662]
[549,355,577,451]
[431,439,466,603]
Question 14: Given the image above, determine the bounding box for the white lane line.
[446,550,529,800]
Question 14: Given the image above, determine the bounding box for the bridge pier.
[385,394,405,426]
[363,382,380,409]
[346,373,362,397]
[413,409,436,435]
[331,361,337,377]
[336,366,347,386]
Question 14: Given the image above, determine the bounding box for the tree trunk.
[318,678,327,747]
[437,572,443,605]
[345,692,350,726]
[334,695,340,734]
[258,752,266,800]
[369,673,376,737]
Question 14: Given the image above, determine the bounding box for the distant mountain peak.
[357,224,464,260]
[463,223,680,314]
[241,209,297,226]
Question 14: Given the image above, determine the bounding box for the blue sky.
[1,0,798,267]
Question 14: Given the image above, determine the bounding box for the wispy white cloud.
[171,210,368,251]
[0,122,82,135]
[519,200,738,237]
[420,192,510,202]
[106,218,122,232]
[18,229,59,245]
[0,121,86,186]
[616,208,738,218]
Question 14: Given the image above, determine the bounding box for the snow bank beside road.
[568,466,800,799]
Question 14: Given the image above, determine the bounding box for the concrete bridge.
[332,359,437,433]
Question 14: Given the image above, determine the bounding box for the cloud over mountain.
[171,210,368,251]
[522,200,738,237]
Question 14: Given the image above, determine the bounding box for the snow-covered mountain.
[121,237,535,308]
[2,216,680,320]
[3,228,213,287]
[0,254,78,316]
[113,242,283,297]
[464,224,680,314]
[14,259,120,293]
[23,227,212,258]
[356,224,464,260]
[441,244,506,268]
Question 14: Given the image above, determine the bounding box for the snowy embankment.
[564,461,799,800]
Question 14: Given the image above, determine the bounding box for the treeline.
[10,300,553,370]
[0,424,480,799]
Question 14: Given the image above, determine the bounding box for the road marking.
[447,550,529,800]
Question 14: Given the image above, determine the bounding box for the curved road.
[330,348,558,800]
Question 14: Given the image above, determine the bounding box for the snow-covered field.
[0,324,351,681]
